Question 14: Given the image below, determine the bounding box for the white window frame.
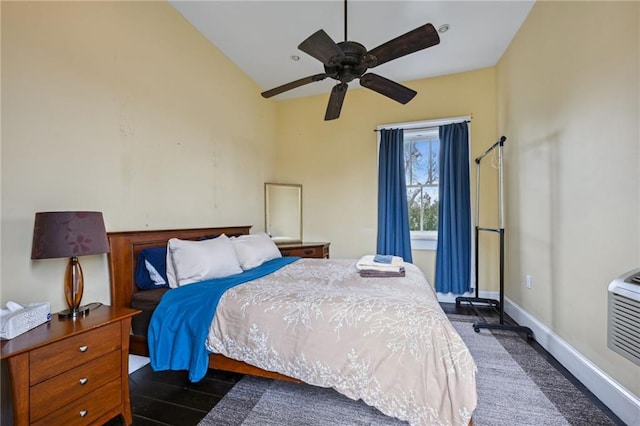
[377,116,471,251]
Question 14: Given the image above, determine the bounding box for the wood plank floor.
[105,303,622,425]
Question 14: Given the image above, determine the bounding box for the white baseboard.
[504,297,640,426]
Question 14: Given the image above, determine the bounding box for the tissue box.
[0,303,51,339]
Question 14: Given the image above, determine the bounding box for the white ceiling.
[170,1,535,100]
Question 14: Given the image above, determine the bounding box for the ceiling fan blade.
[261,74,328,98]
[360,73,416,104]
[298,29,344,66]
[367,23,440,68]
[325,83,348,120]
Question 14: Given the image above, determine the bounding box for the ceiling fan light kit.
[261,1,440,121]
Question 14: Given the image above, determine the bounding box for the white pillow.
[165,235,243,287]
[231,232,282,270]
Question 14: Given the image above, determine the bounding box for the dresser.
[277,242,330,258]
[0,305,139,426]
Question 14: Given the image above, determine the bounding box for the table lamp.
[31,211,109,318]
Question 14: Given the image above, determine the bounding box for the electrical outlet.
[525,275,532,289]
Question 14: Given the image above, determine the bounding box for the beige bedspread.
[206,258,477,426]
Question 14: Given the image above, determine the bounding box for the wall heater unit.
[608,268,640,366]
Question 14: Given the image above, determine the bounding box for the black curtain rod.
[373,120,471,132]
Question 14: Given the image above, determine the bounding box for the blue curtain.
[377,129,412,263]
[435,122,471,293]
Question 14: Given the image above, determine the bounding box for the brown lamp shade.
[31,211,109,259]
[31,211,109,318]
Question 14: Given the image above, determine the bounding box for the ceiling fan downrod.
[344,0,348,42]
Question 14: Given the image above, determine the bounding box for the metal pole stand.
[455,136,533,341]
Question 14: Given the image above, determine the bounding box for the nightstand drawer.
[283,246,325,258]
[32,377,122,426]
[277,242,329,259]
[30,350,121,421]
[29,321,121,385]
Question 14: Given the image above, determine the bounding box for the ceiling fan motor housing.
[324,41,376,83]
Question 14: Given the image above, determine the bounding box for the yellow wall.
[1,1,278,311]
[275,68,499,287]
[496,1,639,397]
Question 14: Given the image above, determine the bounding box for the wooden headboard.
[107,225,251,310]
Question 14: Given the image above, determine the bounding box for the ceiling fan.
[260,0,441,121]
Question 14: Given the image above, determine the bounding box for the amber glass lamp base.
[59,256,90,319]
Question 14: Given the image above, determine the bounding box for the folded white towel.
[356,255,404,272]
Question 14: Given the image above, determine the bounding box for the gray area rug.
[199,317,618,426]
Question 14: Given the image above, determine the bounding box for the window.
[404,128,439,248]
[377,116,471,251]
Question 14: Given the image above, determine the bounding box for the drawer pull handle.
[79,377,88,385]
[78,345,88,352]
[79,410,88,417]
[304,249,313,254]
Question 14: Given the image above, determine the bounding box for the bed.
[108,226,477,426]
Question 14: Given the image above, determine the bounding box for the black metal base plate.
[456,296,500,309]
[473,321,534,341]
[58,304,91,319]
[455,296,534,341]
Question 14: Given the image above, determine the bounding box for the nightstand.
[0,305,140,426]
[277,242,330,258]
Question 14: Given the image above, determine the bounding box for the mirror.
[265,183,302,243]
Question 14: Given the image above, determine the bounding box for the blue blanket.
[148,256,299,382]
